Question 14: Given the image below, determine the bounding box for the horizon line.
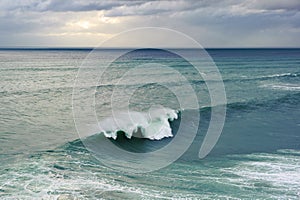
[1,46,300,50]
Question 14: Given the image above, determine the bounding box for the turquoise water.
[0,49,299,199]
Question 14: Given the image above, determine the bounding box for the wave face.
[98,108,178,140]
[85,92,300,156]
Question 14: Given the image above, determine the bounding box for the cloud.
[244,0,300,11]
[0,0,232,15]
[0,0,299,47]
[103,1,197,17]
[35,0,123,12]
[1,0,300,14]
[0,0,153,13]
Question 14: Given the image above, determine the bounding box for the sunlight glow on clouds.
[67,20,95,30]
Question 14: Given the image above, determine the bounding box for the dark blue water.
[0,49,299,199]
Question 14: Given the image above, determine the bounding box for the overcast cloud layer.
[0,0,299,47]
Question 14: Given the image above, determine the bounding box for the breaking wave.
[98,108,179,140]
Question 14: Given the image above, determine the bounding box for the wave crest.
[98,108,179,140]
[260,72,298,79]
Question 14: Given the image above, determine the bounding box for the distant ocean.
[0,48,299,199]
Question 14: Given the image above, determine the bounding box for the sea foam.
[98,107,179,140]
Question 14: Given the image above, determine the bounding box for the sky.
[0,0,300,48]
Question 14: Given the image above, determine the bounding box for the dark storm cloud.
[0,0,169,13]
[0,0,141,12]
[34,0,133,12]
[247,0,300,11]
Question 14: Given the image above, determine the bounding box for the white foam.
[222,151,300,198]
[98,107,179,140]
[260,83,300,91]
[260,73,297,79]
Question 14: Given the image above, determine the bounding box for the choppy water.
[0,49,299,199]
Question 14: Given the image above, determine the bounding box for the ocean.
[0,48,299,199]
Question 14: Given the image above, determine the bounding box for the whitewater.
[99,108,179,140]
